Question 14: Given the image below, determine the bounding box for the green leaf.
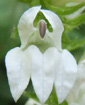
[45,0,85,7]
[62,23,85,53]
[62,33,85,51]
[11,26,18,39]
[67,24,85,40]
[41,0,85,15]
[18,0,40,6]
[71,48,85,62]
[62,13,85,27]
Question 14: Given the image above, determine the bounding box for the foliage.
[18,0,40,6]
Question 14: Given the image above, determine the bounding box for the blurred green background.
[0,0,85,105]
[0,0,29,104]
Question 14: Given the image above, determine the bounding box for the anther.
[39,19,47,38]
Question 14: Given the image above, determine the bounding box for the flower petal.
[78,83,85,100]
[25,98,41,105]
[54,49,77,103]
[69,103,79,105]
[41,9,64,50]
[5,47,31,102]
[29,45,59,103]
[18,6,41,48]
[77,60,85,82]
[66,60,85,105]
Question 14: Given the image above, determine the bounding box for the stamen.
[39,19,47,38]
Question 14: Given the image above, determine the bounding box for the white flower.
[25,98,48,105]
[5,6,77,104]
[66,59,85,105]
[25,98,41,105]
